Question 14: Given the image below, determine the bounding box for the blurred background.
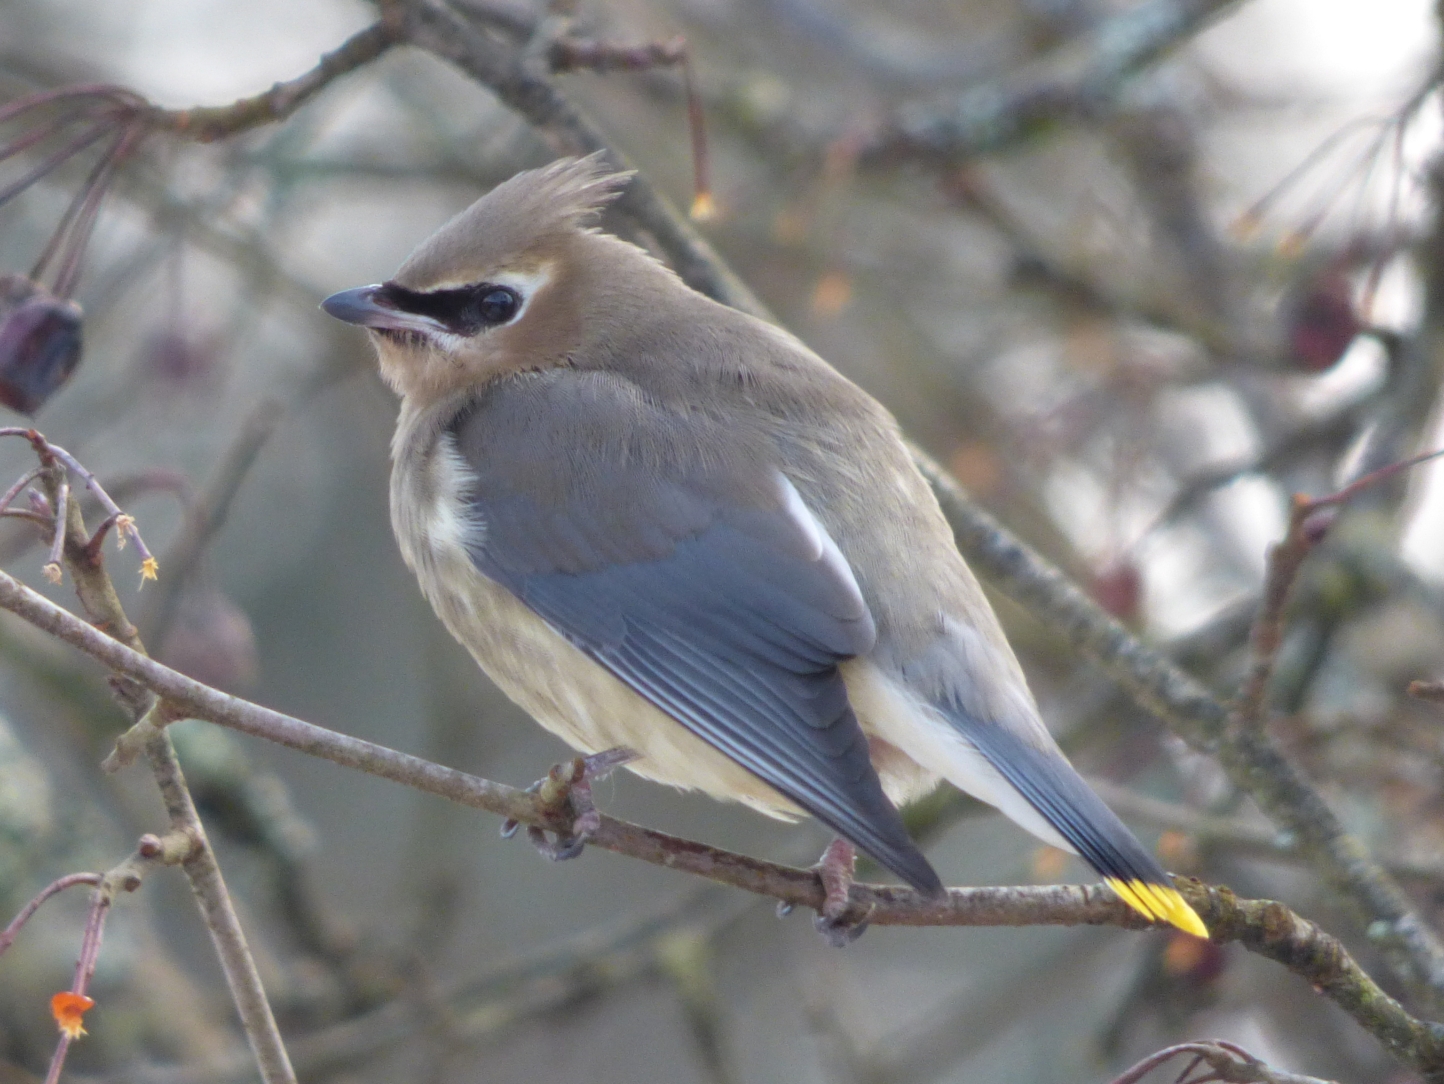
[0,0,1441,1080]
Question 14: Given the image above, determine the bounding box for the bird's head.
[322,154,633,403]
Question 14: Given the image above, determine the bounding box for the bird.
[321,154,1207,941]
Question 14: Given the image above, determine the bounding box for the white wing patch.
[775,472,872,635]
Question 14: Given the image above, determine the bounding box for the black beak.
[321,285,446,335]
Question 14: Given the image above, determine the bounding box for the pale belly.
[412,524,949,823]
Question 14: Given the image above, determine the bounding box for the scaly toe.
[503,747,638,862]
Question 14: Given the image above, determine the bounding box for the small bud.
[1155,829,1197,869]
[947,442,1002,500]
[1300,505,1337,545]
[139,556,158,583]
[1029,845,1069,881]
[1161,930,1226,985]
[41,561,61,585]
[0,275,82,415]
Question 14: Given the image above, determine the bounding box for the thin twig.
[42,480,295,1084]
[148,22,400,143]
[1109,1039,1334,1084]
[400,1,767,315]
[145,727,297,1084]
[0,430,159,577]
[0,85,144,129]
[1233,448,1444,743]
[0,465,45,517]
[42,472,66,584]
[1409,680,1444,705]
[39,836,187,1084]
[0,872,102,957]
[0,122,109,208]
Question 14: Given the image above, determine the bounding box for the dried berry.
[158,589,258,692]
[0,274,82,414]
[1091,559,1143,621]
[1283,270,1359,373]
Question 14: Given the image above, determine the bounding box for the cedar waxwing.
[321,155,1207,940]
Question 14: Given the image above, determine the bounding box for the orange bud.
[1155,829,1196,868]
[810,272,852,317]
[689,191,718,222]
[51,991,94,1039]
[1228,209,1263,241]
[1030,845,1069,881]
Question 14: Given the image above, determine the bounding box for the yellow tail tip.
[1105,877,1209,939]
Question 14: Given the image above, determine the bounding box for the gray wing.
[450,370,942,895]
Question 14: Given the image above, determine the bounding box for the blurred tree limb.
[869,0,1245,161]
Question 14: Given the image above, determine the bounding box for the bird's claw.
[501,747,639,861]
[526,822,588,860]
[813,910,873,947]
[810,838,873,947]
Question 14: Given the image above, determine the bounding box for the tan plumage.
[323,155,1206,938]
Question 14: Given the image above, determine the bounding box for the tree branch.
[0,568,1441,1076]
[913,454,1444,1003]
[869,0,1246,162]
[36,459,297,1084]
[397,0,767,316]
[148,22,401,143]
[1109,1039,1334,1084]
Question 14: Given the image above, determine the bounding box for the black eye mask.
[378,282,520,335]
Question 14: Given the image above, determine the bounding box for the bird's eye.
[474,287,519,326]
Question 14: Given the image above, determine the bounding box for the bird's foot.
[500,747,639,861]
[811,838,874,947]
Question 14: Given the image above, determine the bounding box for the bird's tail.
[940,705,1208,938]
